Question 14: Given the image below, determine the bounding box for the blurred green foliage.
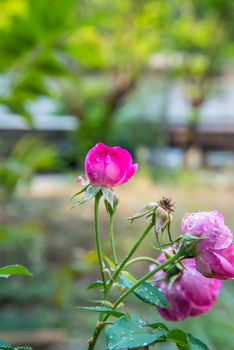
[0,0,234,155]
[0,136,59,201]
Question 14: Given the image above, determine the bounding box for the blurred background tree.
[1,0,233,157]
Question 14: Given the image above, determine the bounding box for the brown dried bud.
[158,197,175,214]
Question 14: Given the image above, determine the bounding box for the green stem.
[113,252,181,308]
[87,252,182,349]
[95,219,155,347]
[94,194,107,295]
[109,214,118,265]
[108,221,154,289]
[125,256,157,267]
[167,219,173,242]
[87,325,104,350]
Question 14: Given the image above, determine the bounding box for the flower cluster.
[150,210,234,321]
[76,143,234,335]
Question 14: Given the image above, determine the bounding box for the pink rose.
[77,143,138,188]
[182,211,234,280]
[196,243,234,279]
[181,210,232,250]
[151,251,222,321]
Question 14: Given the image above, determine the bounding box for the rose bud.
[77,143,138,188]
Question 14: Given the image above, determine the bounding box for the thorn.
[87,337,94,345]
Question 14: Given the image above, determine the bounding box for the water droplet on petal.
[209,217,216,224]
[105,155,111,164]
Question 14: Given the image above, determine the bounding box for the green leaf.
[104,255,116,270]
[166,330,210,350]
[121,271,137,282]
[126,203,157,222]
[0,339,32,350]
[88,299,114,308]
[105,315,168,350]
[167,329,189,350]
[119,275,169,309]
[187,334,210,350]
[147,322,169,332]
[183,235,204,243]
[82,185,100,202]
[72,185,100,207]
[0,339,13,349]
[69,185,89,202]
[133,282,169,309]
[0,265,32,278]
[87,280,104,290]
[102,187,114,207]
[77,306,125,318]
[104,192,119,216]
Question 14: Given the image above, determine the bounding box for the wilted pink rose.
[151,251,222,321]
[77,143,138,188]
[181,211,234,279]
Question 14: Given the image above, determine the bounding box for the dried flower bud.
[158,197,175,214]
[155,206,169,234]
